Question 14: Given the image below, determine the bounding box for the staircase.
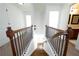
[5,25,69,56]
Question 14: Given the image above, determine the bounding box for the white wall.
[58,4,71,30]
[44,3,71,30]
[44,4,63,25]
[0,3,26,47]
[32,4,46,34]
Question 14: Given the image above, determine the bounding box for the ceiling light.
[18,3,24,5]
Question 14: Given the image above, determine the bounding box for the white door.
[26,15,31,27]
[49,11,59,28]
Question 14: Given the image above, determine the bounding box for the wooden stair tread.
[31,49,48,56]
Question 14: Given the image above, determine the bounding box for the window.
[49,11,59,28]
[26,15,31,27]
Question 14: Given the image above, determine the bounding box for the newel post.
[63,27,73,56]
[6,27,16,56]
[63,31,69,56]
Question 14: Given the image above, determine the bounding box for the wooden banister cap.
[7,27,12,30]
[6,27,14,39]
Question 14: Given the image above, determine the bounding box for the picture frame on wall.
[71,14,79,24]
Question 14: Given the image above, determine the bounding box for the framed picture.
[71,14,79,24]
[68,14,71,24]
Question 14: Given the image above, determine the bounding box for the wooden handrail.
[45,25,64,32]
[45,25,64,39]
[45,25,69,56]
[14,26,32,33]
[6,26,33,56]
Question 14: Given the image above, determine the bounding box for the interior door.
[49,11,59,28]
[26,15,31,27]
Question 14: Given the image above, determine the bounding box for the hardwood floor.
[66,40,79,56]
[31,49,48,56]
[0,42,13,56]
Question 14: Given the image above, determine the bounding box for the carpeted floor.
[31,49,48,56]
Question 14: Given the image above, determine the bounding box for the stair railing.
[45,25,69,56]
[6,26,33,56]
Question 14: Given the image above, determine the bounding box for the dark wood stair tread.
[31,49,48,56]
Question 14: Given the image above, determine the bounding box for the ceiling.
[15,3,69,12]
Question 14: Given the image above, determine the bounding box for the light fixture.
[6,8,8,12]
[18,3,24,5]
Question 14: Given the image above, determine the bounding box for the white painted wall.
[44,4,63,26]
[32,4,46,34]
[44,3,71,30]
[0,3,26,47]
[58,4,71,30]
